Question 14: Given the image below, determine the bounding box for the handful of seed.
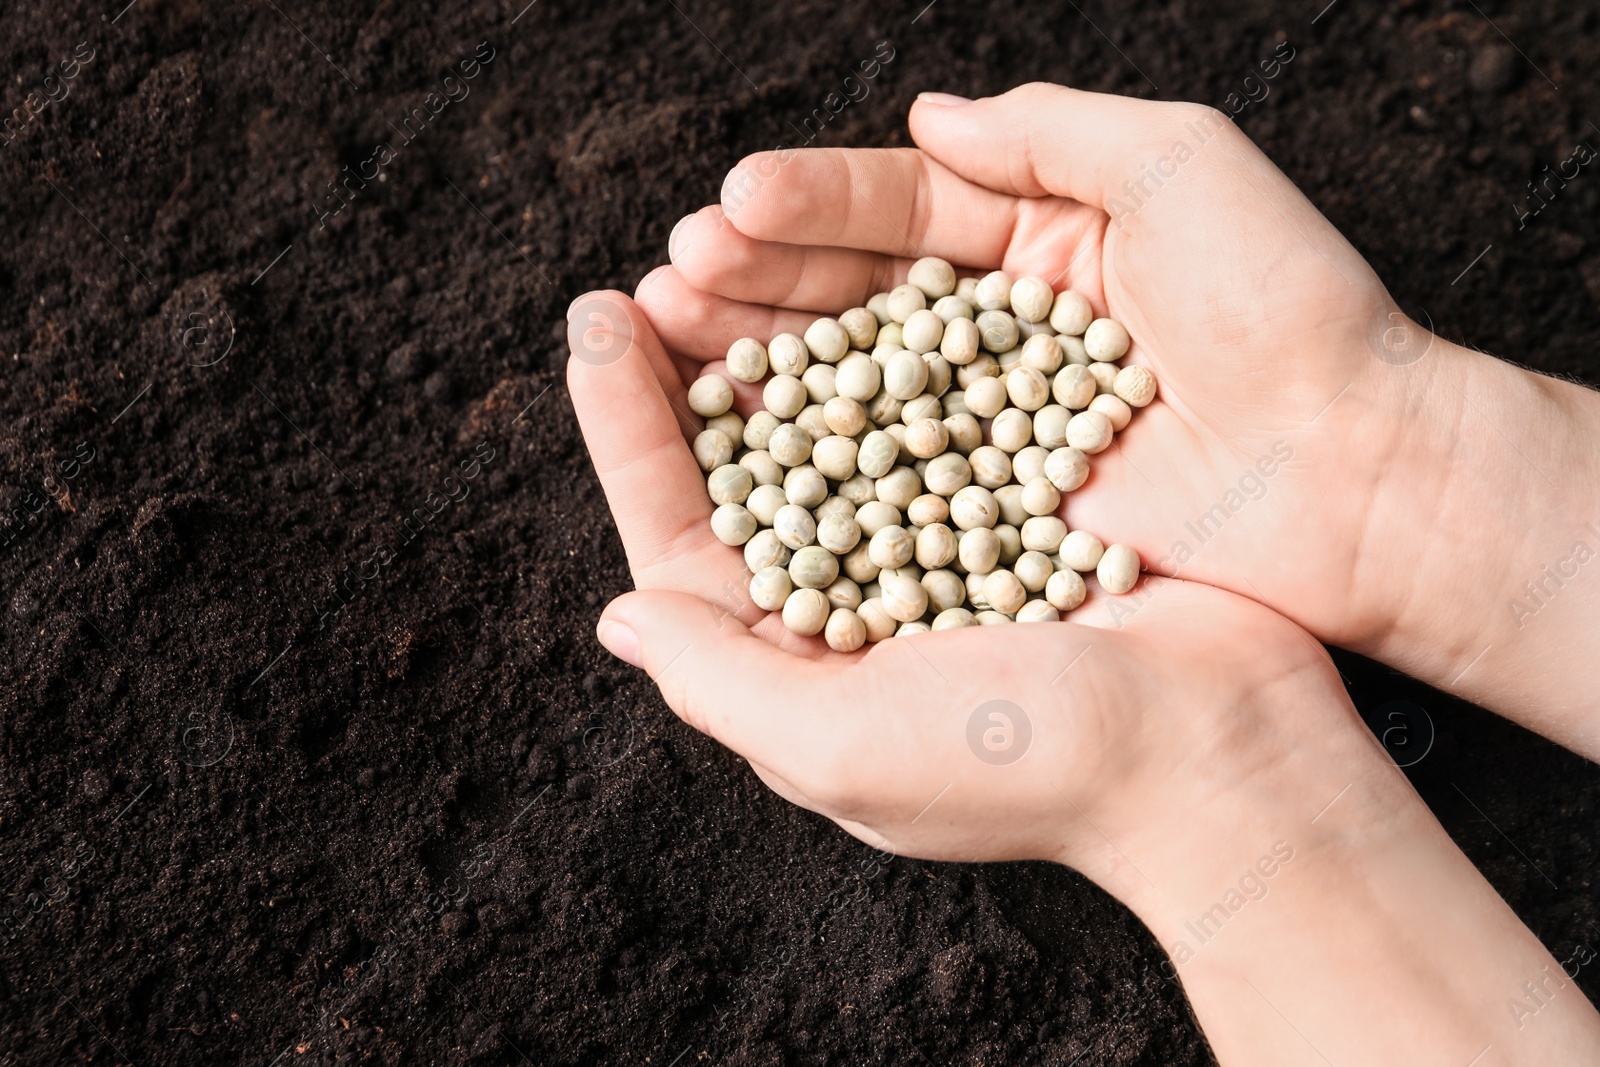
[693,258,1155,653]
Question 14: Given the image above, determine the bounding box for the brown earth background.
[2,0,1599,1063]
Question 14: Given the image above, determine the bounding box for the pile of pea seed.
[690,257,1155,653]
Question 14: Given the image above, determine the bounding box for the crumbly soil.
[1,0,1597,1063]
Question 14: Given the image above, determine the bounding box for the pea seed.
[1097,543,1141,595]
[839,307,879,350]
[801,363,838,405]
[991,409,1034,453]
[1028,406,1068,451]
[857,598,898,642]
[782,587,830,636]
[1016,600,1060,623]
[1009,276,1054,323]
[790,545,841,589]
[866,292,892,325]
[824,607,868,652]
[1019,333,1063,375]
[983,569,1027,614]
[1114,365,1157,408]
[881,574,929,623]
[706,410,745,447]
[1088,361,1119,394]
[932,607,977,630]
[976,309,1019,353]
[750,566,792,611]
[868,525,915,570]
[744,410,780,450]
[1059,530,1105,572]
[886,283,927,324]
[866,390,905,426]
[1049,290,1094,335]
[943,391,973,419]
[825,577,863,612]
[1020,516,1067,554]
[974,270,1013,311]
[708,464,753,506]
[746,483,788,525]
[1021,477,1061,517]
[896,621,933,637]
[876,322,904,349]
[908,256,957,299]
[1052,364,1096,410]
[955,352,1000,389]
[841,541,880,584]
[902,309,944,354]
[1014,551,1054,592]
[914,522,958,569]
[904,417,949,459]
[942,413,982,454]
[875,467,922,510]
[964,377,1008,419]
[815,495,857,521]
[1089,393,1132,431]
[940,317,981,365]
[1017,317,1056,343]
[694,428,733,472]
[908,493,951,527]
[994,484,1027,527]
[1004,366,1051,412]
[688,374,734,417]
[900,394,944,425]
[967,446,1012,490]
[923,453,972,497]
[744,529,791,572]
[838,472,877,505]
[955,276,981,304]
[711,503,756,546]
[805,318,850,364]
[821,396,866,438]
[812,435,859,480]
[768,422,812,466]
[854,500,902,537]
[922,568,966,613]
[834,353,881,403]
[884,350,930,400]
[782,464,828,508]
[1046,568,1087,611]
[763,375,808,420]
[725,337,769,382]
[974,610,1013,625]
[924,354,953,398]
[931,295,974,323]
[773,503,817,549]
[1065,410,1114,454]
[957,526,1002,574]
[817,513,862,555]
[1045,447,1090,492]
[1059,333,1091,366]
[1085,318,1131,362]
[769,333,809,376]
[995,523,1023,564]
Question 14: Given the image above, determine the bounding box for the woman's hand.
[566,290,1600,1065]
[640,83,1600,757]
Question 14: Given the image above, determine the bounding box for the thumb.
[909,83,1236,213]
[597,590,847,781]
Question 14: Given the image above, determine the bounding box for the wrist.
[1364,338,1600,755]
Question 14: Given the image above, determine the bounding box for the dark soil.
[2,0,1598,1063]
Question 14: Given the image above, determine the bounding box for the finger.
[908,84,1230,213]
[634,265,825,363]
[598,590,855,777]
[719,146,1020,263]
[670,204,913,311]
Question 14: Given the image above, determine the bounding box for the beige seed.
[773,503,817,550]
[949,485,999,530]
[957,527,1002,574]
[767,423,812,466]
[1009,276,1054,323]
[688,374,734,417]
[1097,543,1141,595]
[881,574,929,623]
[743,410,780,450]
[940,317,981,365]
[839,307,879,350]
[904,417,950,459]
[795,404,830,443]
[876,322,904,349]
[1065,410,1114,453]
[814,495,856,522]
[954,353,1000,389]
[812,435,859,480]
[782,587,830,636]
[854,500,902,537]
[763,375,807,419]
[923,353,953,398]
[907,493,951,527]
[955,276,981,304]
[916,523,958,569]
[1021,477,1061,517]
[725,337,769,383]
[833,353,882,403]
[866,292,892,325]
[886,283,927,324]
[707,464,753,506]
[782,464,827,508]
[825,577,863,612]
[1044,447,1090,492]
[710,503,756,546]
[990,409,1034,453]
[974,270,1013,311]
[1005,366,1051,411]
[931,295,974,323]
[875,467,922,510]
[994,484,1027,527]
[823,396,868,437]
[942,391,973,419]
[1049,290,1094,336]
[983,570,1027,614]
[896,621,932,636]
[1085,318,1131,362]
[1032,405,1071,450]
[922,569,966,613]
[857,598,897,642]
[976,309,1019,353]
[965,570,990,607]
[923,453,972,497]
[1089,393,1132,431]
[1014,551,1054,592]
[902,309,944,354]
[744,529,790,572]
[943,413,982,454]
[804,318,850,363]
[801,363,838,404]
[931,607,977,630]
[706,411,745,447]
[1020,516,1068,554]
[964,377,1008,419]
[694,428,733,473]
[824,607,867,652]
[1088,361,1119,395]
[746,483,788,526]
[968,445,1013,489]
[1019,333,1063,375]
[1114,364,1158,408]
[817,513,862,555]
[790,546,840,590]
[975,610,1013,626]
[1059,530,1105,572]
[1012,445,1050,484]
[884,350,930,400]
[868,525,915,570]
[1052,364,1096,410]
[838,473,876,505]
[768,333,809,376]
[841,541,880,584]
[900,393,943,424]
[1016,600,1060,623]
[994,523,1023,563]
[750,566,792,611]
[908,256,957,299]
[856,430,900,479]
[1046,568,1087,612]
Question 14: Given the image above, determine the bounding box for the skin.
[568,83,1600,1063]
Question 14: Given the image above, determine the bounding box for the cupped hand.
[565,291,1388,904]
[640,83,1442,653]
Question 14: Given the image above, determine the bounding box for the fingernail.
[596,619,642,669]
[566,292,594,322]
[668,215,691,261]
[917,92,972,107]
